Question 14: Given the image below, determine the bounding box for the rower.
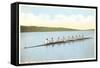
[72,36,74,40]
[78,35,80,39]
[75,35,77,39]
[45,38,49,44]
[51,37,54,43]
[68,36,70,40]
[57,37,60,41]
[63,36,65,41]
[82,34,84,38]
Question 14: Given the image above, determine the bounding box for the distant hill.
[21,26,79,32]
[85,29,95,31]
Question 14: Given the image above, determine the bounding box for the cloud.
[19,13,96,29]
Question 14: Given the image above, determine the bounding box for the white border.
[19,8,21,64]
[20,58,96,64]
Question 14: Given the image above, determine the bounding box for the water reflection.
[24,38,91,49]
[44,39,85,48]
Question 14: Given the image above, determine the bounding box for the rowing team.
[44,35,84,44]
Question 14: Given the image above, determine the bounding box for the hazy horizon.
[19,4,96,30]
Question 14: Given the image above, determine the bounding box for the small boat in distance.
[24,35,91,49]
[44,35,89,45]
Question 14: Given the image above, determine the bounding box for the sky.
[19,4,96,30]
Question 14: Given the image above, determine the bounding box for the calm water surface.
[20,31,96,63]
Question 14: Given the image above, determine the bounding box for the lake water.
[20,31,96,63]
